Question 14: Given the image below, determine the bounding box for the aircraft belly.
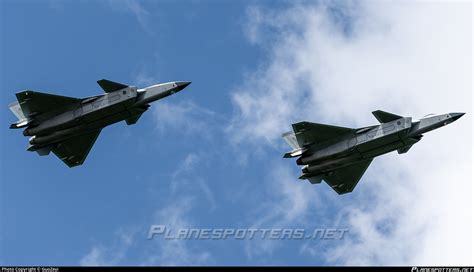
[81,102,128,123]
[356,132,401,152]
[360,140,405,159]
[85,110,131,130]
[34,99,135,146]
[305,153,362,174]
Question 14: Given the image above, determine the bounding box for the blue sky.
[1,0,472,266]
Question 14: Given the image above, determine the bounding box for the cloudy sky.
[1,0,472,266]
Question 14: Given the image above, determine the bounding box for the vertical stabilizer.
[282,131,300,150]
[282,131,306,158]
[9,101,28,128]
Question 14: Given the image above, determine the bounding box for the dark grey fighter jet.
[9,79,191,167]
[282,111,464,195]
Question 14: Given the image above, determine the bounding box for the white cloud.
[142,197,213,266]
[242,159,324,258]
[231,1,472,265]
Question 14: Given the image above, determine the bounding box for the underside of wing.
[15,90,80,118]
[292,121,354,147]
[323,159,373,195]
[51,130,101,167]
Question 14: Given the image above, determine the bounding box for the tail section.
[282,131,300,150]
[9,101,28,129]
[282,121,354,158]
[282,131,306,158]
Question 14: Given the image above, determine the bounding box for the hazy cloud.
[152,100,219,139]
[80,153,215,266]
[142,197,213,266]
[108,0,153,34]
[80,229,135,266]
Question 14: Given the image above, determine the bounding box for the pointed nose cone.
[451,112,465,122]
[175,81,191,91]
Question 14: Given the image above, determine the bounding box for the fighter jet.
[9,79,191,167]
[282,111,465,195]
